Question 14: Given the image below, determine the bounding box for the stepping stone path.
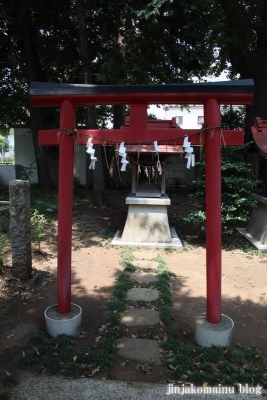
[117,338,161,364]
[130,271,158,283]
[132,259,158,270]
[121,309,160,326]
[132,250,157,260]
[118,250,164,365]
[126,287,159,302]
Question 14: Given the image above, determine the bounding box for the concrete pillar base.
[195,313,234,347]
[44,303,82,338]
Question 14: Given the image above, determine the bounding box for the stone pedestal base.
[121,196,172,243]
[112,195,182,248]
[237,193,267,251]
[195,313,234,347]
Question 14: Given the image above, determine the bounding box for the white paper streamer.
[119,142,126,156]
[183,136,194,169]
[155,153,162,174]
[86,136,92,148]
[86,137,97,169]
[120,159,129,171]
[183,136,190,147]
[154,141,161,152]
[89,156,97,169]
[117,142,129,171]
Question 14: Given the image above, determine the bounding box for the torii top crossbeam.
[30,79,254,106]
[29,79,254,325]
[30,80,254,146]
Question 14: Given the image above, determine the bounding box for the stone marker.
[121,308,160,326]
[126,288,159,302]
[118,338,161,364]
[9,180,32,280]
[132,259,158,270]
[130,271,158,283]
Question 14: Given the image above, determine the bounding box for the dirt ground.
[0,190,266,388]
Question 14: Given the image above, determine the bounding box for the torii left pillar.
[57,100,75,314]
[44,100,82,337]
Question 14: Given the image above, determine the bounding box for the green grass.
[163,343,267,387]
[0,212,11,269]
[0,392,10,400]
[2,375,18,388]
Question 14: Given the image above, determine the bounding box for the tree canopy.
[1,0,267,190]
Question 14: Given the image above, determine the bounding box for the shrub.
[184,145,261,232]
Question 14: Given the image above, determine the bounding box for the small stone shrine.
[112,118,183,247]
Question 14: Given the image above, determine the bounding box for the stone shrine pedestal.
[237,193,267,251]
[112,195,182,248]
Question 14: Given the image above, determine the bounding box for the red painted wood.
[38,129,244,146]
[57,100,76,314]
[125,116,177,128]
[129,104,147,140]
[251,117,267,155]
[30,92,254,107]
[204,99,222,324]
[125,144,183,153]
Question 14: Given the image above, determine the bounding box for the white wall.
[12,127,87,185]
[164,105,204,129]
[14,127,38,183]
[148,104,204,129]
[0,165,16,185]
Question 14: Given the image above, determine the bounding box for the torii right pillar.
[195,98,234,347]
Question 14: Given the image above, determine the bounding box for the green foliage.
[31,209,48,251]
[184,145,261,232]
[0,0,221,137]
[164,343,267,387]
[30,187,57,220]
[0,214,10,269]
[0,135,10,153]
[221,105,246,130]
[2,375,18,388]
[15,161,36,182]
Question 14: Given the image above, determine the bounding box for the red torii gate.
[29,80,254,325]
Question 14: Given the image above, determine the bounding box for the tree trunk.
[234,50,267,191]
[106,105,126,189]
[15,0,59,189]
[76,0,107,207]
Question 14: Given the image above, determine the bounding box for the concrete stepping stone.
[126,287,159,302]
[118,338,161,364]
[132,259,158,270]
[133,250,158,260]
[121,308,160,327]
[130,271,158,283]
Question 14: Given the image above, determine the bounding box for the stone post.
[9,180,32,280]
